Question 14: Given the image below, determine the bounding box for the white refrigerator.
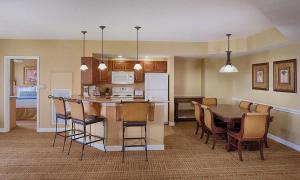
[145,73,169,124]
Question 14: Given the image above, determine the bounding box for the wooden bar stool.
[48,95,74,151]
[67,99,106,160]
[120,101,151,162]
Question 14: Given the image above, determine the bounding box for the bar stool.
[48,95,73,151]
[120,101,151,162]
[67,99,106,160]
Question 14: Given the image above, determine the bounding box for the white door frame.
[3,56,40,132]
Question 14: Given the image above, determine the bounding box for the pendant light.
[98,26,107,70]
[80,31,89,71]
[133,26,142,71]
[219,34,239,73]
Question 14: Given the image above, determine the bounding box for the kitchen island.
[71,96,166,152]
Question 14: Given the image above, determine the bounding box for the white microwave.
[111,71,134,84]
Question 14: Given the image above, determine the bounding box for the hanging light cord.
[82,31,86,57]
[101,27,104,62]
[135,26,141,63]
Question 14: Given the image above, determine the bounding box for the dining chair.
[192,101,205,139]
[48,95,73,152]
[227,112,269,161]
[239,101,253,111]
[67,99,106,160]
[255,104,273,148]
[202,98,217,106]
[120,101,151,162]
[201,105,226,149]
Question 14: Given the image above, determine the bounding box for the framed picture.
[24,66,37,85]
[252,63,269,90]
[273,59,297,93]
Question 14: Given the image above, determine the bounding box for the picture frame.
[252,63,269,90]
[273,59,297,93]
[24,66,37,85]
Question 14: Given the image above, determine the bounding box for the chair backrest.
[255,104,273,114]
[192,101,201,122]
[48,95,66,116]
[241,113,268,139]
[201,105,213,131]
[239,101,252,110]
[121,101,150,122]
[202,98,217,106]
[68,99,85,121]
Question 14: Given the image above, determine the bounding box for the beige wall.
[174,57,202,96]
[232,44,300,145]
[14,59,37,87]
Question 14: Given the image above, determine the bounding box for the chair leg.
[80,125,86,161]
[264,135,269,148]
[227,134,231,152]
[62,119,67,152]
[238,141,243,161]
[145,124,148,161]
[122,124,125,163]
[200,125,205,139]
[53,117,58,147]
[205,131,210,144]
[89,125,92,147]
[103,121,106,152]
[195,122,199,135]
[212,134,217,150]
[260,140,265,160]
[68,122,74,155]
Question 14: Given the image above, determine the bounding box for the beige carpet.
[0,121,300,179]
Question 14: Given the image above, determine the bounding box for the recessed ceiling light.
[117,55,123,58]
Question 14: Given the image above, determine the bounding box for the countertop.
[71,95,169,103]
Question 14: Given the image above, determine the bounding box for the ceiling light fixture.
[133,26,142,71]
[219,34,238,73]
[117,55,123,58]
[98,26,107,70]
[80,31,88,71]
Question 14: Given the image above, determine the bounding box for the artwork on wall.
[273,59,297,93]
[252,63,269,90]
[24,66,37,85]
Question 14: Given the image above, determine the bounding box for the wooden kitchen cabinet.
[81,57,99,85]
[99,60,112,83]
[134,61,144,82]
[144,61,167,73]
[112,61,134,71]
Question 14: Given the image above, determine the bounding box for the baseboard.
[37,128,65,132]
[0,128,9,133]
[169,121,175,126]
[268,133,300,152]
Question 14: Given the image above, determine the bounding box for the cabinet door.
[112,61,124,71]
[155,61,167,72]
[124,61,134,71]
[134,61,144,82]
[99,60,111,83]
[144,61,155,72]
[81,57,99,85]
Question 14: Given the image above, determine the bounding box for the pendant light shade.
[219,34,238,73]
[98,26,107,70]
[80,31,88,71]
[134,26,142,71]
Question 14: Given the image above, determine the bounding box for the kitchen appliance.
[145,73,169,123]
[111,71,134,84]
[134,89,144,97]
[111,87,134,100]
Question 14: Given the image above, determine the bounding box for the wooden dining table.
[209,104,251,151]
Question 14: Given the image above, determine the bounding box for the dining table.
[209,104,256,151]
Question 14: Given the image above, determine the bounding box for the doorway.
[3,56,40,132]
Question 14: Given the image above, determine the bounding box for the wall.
[14,59,37,87]
[0,39,207,129]
[232,44,300,146]
[174,57,202,96]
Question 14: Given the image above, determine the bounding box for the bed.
[16,86,37,120]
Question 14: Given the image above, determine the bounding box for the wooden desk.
[174,96,202,122]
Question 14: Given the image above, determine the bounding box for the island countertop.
[71,95,169,103]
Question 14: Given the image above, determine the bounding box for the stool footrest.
[125,144,146,147]
[124,137,146,140]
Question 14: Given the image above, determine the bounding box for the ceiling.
[0,0,299,42]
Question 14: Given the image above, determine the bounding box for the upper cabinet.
[81,57,99,85]
[99,60,112,84]
[144,61,167,73]
[81,59,167,85]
